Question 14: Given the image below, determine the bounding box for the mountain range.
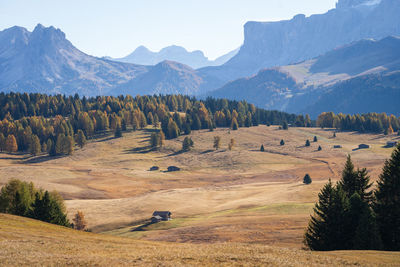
[209,36,400,116]
[112,45,239,69]
[0,0,399,116]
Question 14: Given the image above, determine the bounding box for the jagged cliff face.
[222,0,400,79]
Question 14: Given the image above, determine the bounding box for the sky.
[0,0,338,60]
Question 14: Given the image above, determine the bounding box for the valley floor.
[0,125,398,248]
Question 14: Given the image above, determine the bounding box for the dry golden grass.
[0,126,398,247]
[1,213,399,266]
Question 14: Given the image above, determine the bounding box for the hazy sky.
[0,0,337,59]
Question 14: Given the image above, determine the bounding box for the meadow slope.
[1,213,400,266]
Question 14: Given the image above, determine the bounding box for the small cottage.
[358,144,370,149]
[151,211,171,223]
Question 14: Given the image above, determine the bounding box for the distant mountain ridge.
[0,24,149,96]
[0,24,211,96]
[209,35,400,116]
[199,0,400,92]
[113,45,239,69]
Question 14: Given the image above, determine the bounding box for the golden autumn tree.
[73,211,87,231]
[5,134,18,153]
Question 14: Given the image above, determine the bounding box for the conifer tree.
[374,144,400,250]
[182,136,194,151]
[5,134,18,153]
[338,155,372,201]
[314,136,318,142]
[76,129,86,148]
[303,174,312,184]
[260,144,265,152]
[114,124,122,138]
[318,145,322,151]
[213,136,221,150]
[305,140,311,147]
[231,117,239,131]
[0,133,5,151]
[282,121,288,130]
[304,180,348,250]
[348,193,382,250]
[228,138,235,151]
[280,139,285,146]
[167,119,179,139]
[29,135,41,156]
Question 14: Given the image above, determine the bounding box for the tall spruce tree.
[374,144,400,250]
[304,180,349,250]
[338,155,373,202]
[348,193,382,250]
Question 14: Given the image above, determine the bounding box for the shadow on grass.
[200,149,214,154]
[124,145,155,154]
[165,150,185,157]
[22,154,66,164]
[130,221,152,232]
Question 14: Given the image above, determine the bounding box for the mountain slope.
[209,36,400,116]
[1,213,399,266]
[199,0,400,91]
[113,60,204,95]
[0,25,213,96]
[0,24,149,96]
[114,45,239,69]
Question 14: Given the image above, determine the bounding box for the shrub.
[305,140,311,147]
[303,174,312,184]
[280,139,285,146]
[318,145,322,151]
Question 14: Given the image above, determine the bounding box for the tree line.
[0,92,309,155]
[305,144,400,251]
[317,112,400,134]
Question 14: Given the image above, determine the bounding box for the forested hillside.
[0,93,301,156]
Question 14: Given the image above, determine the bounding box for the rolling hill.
[1,213,399,266]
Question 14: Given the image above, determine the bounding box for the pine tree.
[29,135,41,156]
[318,145,322,151]
[5,134,18,153]
[231,117,239,131]
[280,139,285,146]
[213,136,221,150]
[0,133,5,151]
[76,129,87,148]
[303,174,312,184]
[338,155,373,202]
[228,138,235,151]
[374,143,400,250]
[282,121,288,130]
[304,180,348,250]
[114,124,122,138]
[305,140,311,147]
[260,144,265,152]
[182,137,194,151]
[348,193,382,250]
[314,136,318,142]
[167,119,179,139]
[150,132,158,148]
